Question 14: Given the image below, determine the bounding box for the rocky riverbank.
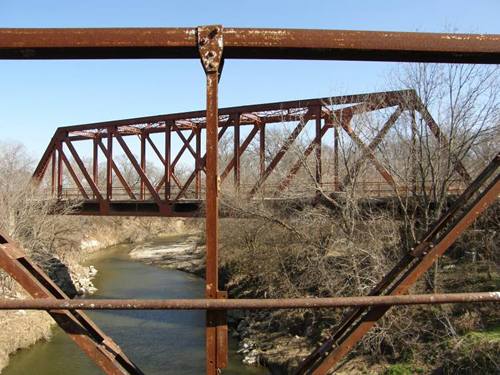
[129,235,205,276]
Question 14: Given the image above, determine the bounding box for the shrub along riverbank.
[215,196,500,374]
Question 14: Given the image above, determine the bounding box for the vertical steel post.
[333,126,339,191]
[234,114,240,193]
[259,123,266,179]
[196,126,202,199]
[411,109,417,195]
[198,25,226,375]
[57,140,63,199]
[93,138,99,199]
[106,127,113,202]
[165,123,171,200]
[140,132,146,200]
[315,106,322,187]
[51,149,56,196]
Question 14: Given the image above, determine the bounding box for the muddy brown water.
[3,238,268,375]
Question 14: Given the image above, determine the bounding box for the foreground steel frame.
[1,26,499,375]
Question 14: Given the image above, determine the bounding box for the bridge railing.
[50,179,466,202]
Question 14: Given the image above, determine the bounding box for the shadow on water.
[3,239,269,375]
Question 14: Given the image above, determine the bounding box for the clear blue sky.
[1,0,499,160]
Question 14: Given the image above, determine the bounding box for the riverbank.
[129,235,205,276]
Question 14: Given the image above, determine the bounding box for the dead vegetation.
[216,63,499,374]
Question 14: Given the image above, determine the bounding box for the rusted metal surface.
[197,24,227,373]
[0,233,143,375]
[0,28,499,63]
[0,292,497,310]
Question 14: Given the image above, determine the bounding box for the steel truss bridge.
[32,89,471,217]
[0,26,498,375]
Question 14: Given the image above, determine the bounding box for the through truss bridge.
[33,89,470,217]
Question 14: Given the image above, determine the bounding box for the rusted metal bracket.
[197,25,224,80]
[0,233,143,375]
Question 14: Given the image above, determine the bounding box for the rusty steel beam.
[51,150,56,195]
[195,127,202,199]
[140,132,146,200]
[55,90,410,137]
[106,127,113,202]
[341,106,403,189]
[0,292,496,310]
[249,110,315,196]
[92,138,99,198]
[220,124,259,183]
[315,106,322,186]
[165,124,171,200]
[174,121,231,201]
[0,28,499,63]
[234,116,241,192]
[341,115,399,192]
[57,142,63,198]
[198,25,227,374]
[97,140,137,200]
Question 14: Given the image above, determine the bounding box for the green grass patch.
[384,363,424,375]
[465,326,500,342]
[441,325,500,374]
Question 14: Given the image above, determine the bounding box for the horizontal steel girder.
[0,28,499,63]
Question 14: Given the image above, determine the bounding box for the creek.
[3,237,268,375]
